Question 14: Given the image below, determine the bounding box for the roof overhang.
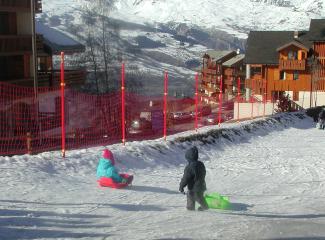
[36,22,85,55]
[276,41,309,52]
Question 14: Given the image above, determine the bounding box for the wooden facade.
[0,0,85,87]
[200,50,245,103]
[0,0,42,13]
[245,22,325,104]
[0,2,36,85]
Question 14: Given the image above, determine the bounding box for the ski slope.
[1,113,325,239]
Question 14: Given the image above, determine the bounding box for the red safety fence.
[2,57,268,156]
[0,81,124,156]
[0,79,241,156]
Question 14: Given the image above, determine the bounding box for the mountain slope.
[43,0,325,38]
[39,0,324,95]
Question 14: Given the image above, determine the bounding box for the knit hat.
[103,149,115,165]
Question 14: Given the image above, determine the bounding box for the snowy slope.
[42,0,325,38]
[2,113,325,239]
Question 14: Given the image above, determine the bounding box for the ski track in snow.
[2,113,325,239]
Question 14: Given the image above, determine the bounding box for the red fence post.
[60,52,66,158]
[218,75,223,126]
[195,73,199,131]
[121,63,126,145]
[263,80,266,117]
[251,79,255,119]
[237,76,240,122]
[164,71,168,141]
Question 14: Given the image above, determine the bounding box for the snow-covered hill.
[42,0,324,38]
[2,113,325,239]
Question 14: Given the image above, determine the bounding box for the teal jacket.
[96,158,123,183]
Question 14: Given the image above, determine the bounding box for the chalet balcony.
[224,78,233,86]
[279,59,306,71]
[202,68,217,75]
[0,0,42,12]
[0,35,32,55]
[201,75,216,84]
[38,70,86,87]
[0,70,86,88]
[0,34,43,55]
[200,83,219,94]
[245,78,265,95]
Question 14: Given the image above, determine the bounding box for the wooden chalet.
[36,22,86,87]
[245,19,325,108]
[0,0,85,88]
[200,50,245,104]
[222,53,245,96]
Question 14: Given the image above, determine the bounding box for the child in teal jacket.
[96,149,126,183]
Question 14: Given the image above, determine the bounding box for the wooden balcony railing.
[202,68,217,75]
[0,35,32,54]
[37,70,86,87]
[224,68,234,76]
[52,70,86,87]
[0,0,42,12]
[0,34,43,55]
[201,75,216,83]
[224,78,233,86]
[1,69,85,87]
[200,83,220,94]
[279,59,306,71]
[245,78,265,95]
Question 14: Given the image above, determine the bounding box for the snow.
[36,22,82,47]
[42,0,325,39]
[1,113,325,239]
[109,0,324,38]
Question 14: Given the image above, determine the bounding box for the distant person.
[179,146,208,211]
[319,108,325,130]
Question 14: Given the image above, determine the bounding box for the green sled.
[204,192,231,210]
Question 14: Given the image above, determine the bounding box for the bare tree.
[79,0,116,93]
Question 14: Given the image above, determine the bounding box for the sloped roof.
[222,54,245,67]
[203,50,235,62]
[36,22,85,55]
[308,19,325,41]
[245,31,312,64]
[276,40,309,52]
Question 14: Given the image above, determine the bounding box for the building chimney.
[294,31,299,39]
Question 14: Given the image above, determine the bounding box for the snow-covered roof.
[36,22,85,55]
[222,54,245,67]
[204,50,235,61]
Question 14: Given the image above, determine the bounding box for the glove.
[179,187,184,193]
[121,178,128,184]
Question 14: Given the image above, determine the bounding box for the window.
[293,71,299,80]
[0,12,16,35]
[251,67,262,77]
[280,71,286,80]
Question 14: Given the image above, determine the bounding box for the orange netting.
[0,80,240,156]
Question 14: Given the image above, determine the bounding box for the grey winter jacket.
[179,146,207,193]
